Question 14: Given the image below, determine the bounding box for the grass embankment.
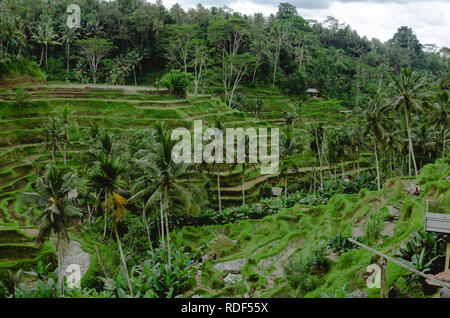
[0,57,46,88]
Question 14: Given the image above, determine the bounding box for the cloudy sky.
[159,0,450,49]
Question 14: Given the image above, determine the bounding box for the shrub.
[325,232,358,254]
[258,185,272,199]
[284,243,329,296]
[364,211,384,243]
[14,87,31,108]
[157,70,194,96]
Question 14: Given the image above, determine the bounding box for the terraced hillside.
[181,160,450,298]
[0,85,354,223]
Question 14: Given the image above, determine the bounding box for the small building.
[306,88,319,98]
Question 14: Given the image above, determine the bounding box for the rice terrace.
[0,0,449,303]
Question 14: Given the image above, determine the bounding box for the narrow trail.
[50,237,91,282]
[251,245,300,295]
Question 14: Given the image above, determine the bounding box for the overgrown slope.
[180,157,449,298]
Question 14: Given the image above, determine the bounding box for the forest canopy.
[1,0,448,106]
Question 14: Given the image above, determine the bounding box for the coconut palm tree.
[308,123,325,189]
[60,25,78,74]
[412,121,438,169]
[438,48,450,90]
[42,117,64,165]
[20,166,82,293]
[131,122,200,264]
[280,130,302,198]
[430,91,449,157]
[55,106,75,167]
[126,50,143,86]
[382,124,405,176]
[356,95,390,190]
[389,68,430,177]
[31,19,60,69]
[88,155,134,296]
[347,122,366,178]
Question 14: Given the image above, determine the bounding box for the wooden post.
[380,257,387,298]
[348,238,450,289]
[445,242,450,271]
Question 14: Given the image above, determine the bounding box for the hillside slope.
[0,57,46,88]
[181,157,450,298]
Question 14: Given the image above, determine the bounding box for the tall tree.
[21,166,82,293]
[389,68,429,176]
[357,95,390,190]
[430,91,449,157]
[32,19,60,68]
[88,155,134,296]
[77,38,114,84]
[60,25,78,74]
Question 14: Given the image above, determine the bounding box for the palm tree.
[280,130,302,198]
[389,68,430,176]
[347,122,365,178]
[20,166,82,293]
[213,116,226,211]
[132,122,200,264]
[383,124,405,176]
[127,158,157,254]
[126,50,143,86]
[60,25,78,74]
[55,106,75,167]
[438,48,450,90]
[88,155,134,296]
[430,91,449,157]
[411,121,438,169]
[42,117,64,165]
[308,123,325,189]
[357,95,390,190]
[32,19,60,69]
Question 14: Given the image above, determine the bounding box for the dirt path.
[252,246,299,294]
[43,83,163,93]
[50,237,91,282]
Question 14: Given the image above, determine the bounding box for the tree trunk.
[45,44,48,69]
[315,131,323,189]
[89,225,109,279]
[242,164,245,205]
[67,42,70,74]
[64,143,67,167]
[404,105,418,176]
[160,196,165,247]
[114,223,134,297]
[39,46,44,67]
[284,174,288,199]
[103,213,107,238]
[142,208,154,254]
[57,237,64,295]
[165,211,171,265]
[52,143,56,164]
[272,44,280,88]
[373,133,381,191]
[217,169,222,212]
[443,129,447,157]
[133,68,137,86]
